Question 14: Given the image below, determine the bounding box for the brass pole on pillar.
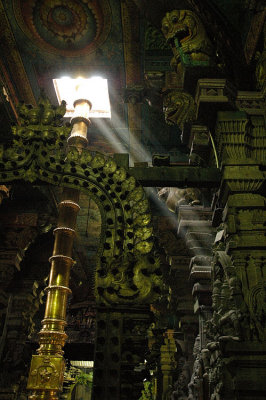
[27,99,91,400]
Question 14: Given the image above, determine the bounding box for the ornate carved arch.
[0,118,162,306]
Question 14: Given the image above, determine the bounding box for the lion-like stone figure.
[163,89,196,127]
[161,10,215,72]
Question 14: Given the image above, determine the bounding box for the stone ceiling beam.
[129,166,220,187]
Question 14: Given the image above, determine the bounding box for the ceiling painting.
[12,0,111,57]
[2,0,125,99]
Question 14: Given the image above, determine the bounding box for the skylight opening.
[53,76,111,118]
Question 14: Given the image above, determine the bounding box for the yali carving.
[161,10,215,72]
[163,90,196,128]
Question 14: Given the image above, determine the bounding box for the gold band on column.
[27,189,81,399]
[27,101,91,400]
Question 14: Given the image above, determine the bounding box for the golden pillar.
[27,100,91,400]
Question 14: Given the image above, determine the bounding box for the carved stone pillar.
[216,111,265,339]
[205,109,266,399]
[176,205,215,399]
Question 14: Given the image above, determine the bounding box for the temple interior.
[0,0,265,399]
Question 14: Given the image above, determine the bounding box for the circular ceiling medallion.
[51,6,75,27]
[13,0,112,56]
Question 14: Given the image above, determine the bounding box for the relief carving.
[207,250,252,343]
[161,10,215,72]
[163,90,196,128]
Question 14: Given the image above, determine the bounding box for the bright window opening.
[53,77,111,118]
